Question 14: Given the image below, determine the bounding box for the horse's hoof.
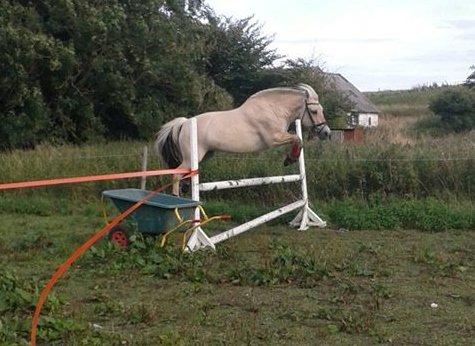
[180,181,190,194]
[284,156,294,166]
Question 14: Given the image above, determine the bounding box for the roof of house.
[325,73,379,114]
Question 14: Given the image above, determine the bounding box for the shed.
[343,127,364,142]
[330,127,364,143]
[325,73,379,128]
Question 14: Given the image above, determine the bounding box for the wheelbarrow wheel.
[108,226,129,248]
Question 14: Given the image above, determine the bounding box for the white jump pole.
[185,118,326,252]
[185,118,215,251]
[290,119,327,230]
[199,174,301,191]
[210,200,305,244]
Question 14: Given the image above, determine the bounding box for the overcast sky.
[206,0,475,91]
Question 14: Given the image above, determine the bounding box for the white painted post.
[186,118,325,252]
[190,118,200,210]
[290,119,326,230]
[140,146,148,190]
[297,120,309,229]
[186,118,215,251]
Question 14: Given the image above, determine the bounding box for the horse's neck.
[245,90,305,125]
[280,96,305,125]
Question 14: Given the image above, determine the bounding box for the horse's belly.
[198,111,273,154]
[209,131,267,153]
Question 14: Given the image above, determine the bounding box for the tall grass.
[365,85,462,119]
[365,85,456,107]
[0,118,473,203]
[0,116,473,231]
[376,104,430,117]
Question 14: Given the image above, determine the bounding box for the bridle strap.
[303,101,326,127]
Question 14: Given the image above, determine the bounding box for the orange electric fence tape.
[29,170,197,346]
[0,168,190,190]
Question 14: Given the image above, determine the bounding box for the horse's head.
[297,84,331,140]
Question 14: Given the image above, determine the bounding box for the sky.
[206,0,475,91]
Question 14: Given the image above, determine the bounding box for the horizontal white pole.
[199,174,301,192]
[210,200,306,244]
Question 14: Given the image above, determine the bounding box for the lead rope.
[29,170,197,346]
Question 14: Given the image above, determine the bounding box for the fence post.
[140,146,148,190]
[185,118,216,251]
[190,118,200,211]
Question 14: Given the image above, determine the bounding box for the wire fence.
[3,142,473,164]
[13,151,473,164]
[211,155,475,163]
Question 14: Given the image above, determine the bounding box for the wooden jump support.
[185,118,326,252]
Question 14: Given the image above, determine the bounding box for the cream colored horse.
[155,84,330,195]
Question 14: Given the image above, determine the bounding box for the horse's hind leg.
[172,172,183,196]
[171,171,190,196]
[172,151,204,196]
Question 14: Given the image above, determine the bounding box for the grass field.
[1,85,474,344]
[1,208,474,345]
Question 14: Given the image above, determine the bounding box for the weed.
[325,197,474,231]
[0,271,80,343]
[412,246,471,278]
[125,304,156,325]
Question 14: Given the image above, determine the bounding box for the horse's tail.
[154,117,188,168]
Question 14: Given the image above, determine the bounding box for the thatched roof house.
[325,73,379,128]
[325,73,379,114]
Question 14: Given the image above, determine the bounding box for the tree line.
[0,0,350,150]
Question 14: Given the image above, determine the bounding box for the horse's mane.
[249,84,318,101]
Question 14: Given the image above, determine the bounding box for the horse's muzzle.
[315,124,331,140]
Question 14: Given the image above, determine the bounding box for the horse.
[155,84,331,196]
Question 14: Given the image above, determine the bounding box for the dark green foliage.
[205,15,281,105]
[207,197,474,231]
[326,198,474,231]
[0,1,348,149]
[84,236,210,282]
[226,242,331,287]
[429,87,475,132]
[0,0,233,149]
[275,58,353,118]
[84,237,331,287]
[0,270,81,343]
[367,83,452,106]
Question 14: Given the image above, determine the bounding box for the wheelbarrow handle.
[193,215,231,223]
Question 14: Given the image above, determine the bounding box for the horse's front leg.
[271,132,302,166]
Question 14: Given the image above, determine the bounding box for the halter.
[303,101,327,131]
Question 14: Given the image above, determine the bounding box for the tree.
[429,87,475,132]
[0,0,232,149]
[0,1,351,150]
[204,15,280,105]
[277,58,353,118]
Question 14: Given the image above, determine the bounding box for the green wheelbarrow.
[102,188,228,248]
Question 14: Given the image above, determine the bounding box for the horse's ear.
[304,89,310,100]
[297,84,311,101]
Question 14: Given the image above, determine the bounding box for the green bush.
[325,198,474,231]
[429,87,475,132]
[0,0,235,149]
[0,1,349,150]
